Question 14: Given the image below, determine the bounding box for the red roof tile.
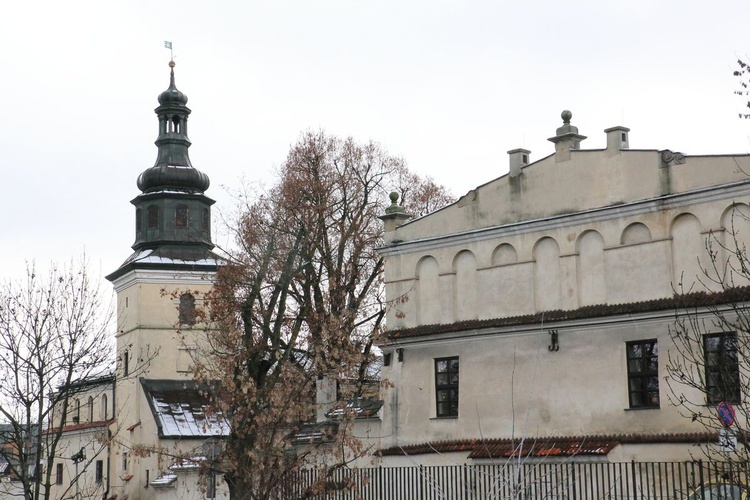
[379,432,716,457]
[387,287,750,340]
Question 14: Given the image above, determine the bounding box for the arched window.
[73,399,80,424]
[135,209,142,238]
[201,208,210,235]
[147,206,159,229]
[88,396,94,422]
[179,293,196,325]
[175,205,188,228]
[101,394,108,420]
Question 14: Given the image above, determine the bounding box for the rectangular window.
[95,460,103,484]
[122,452,128,472]
[704,332,740,404]
[435,357,459,417]
[56,463,63,485]
[626,339,659,408]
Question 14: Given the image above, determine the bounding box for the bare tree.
[189,130,452,499]
[666,210,750,463]
[734,56,750,119]
[0,259,114,500]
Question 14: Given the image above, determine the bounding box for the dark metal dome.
[137,165,210,193]
[158,61,188,106]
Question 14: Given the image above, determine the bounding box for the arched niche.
[533,237,561,312]
[621,222,652,245]
[452,250,478,321]
[719,203,750,287]
[576,230,606,306]
[491,243,518,266]
[416,255,440,325]
[670,212,705,293]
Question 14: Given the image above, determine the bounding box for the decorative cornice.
[110,267,217,293]
[384,287,750,343]
[378,179,750,257]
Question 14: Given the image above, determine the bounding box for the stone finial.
[548,109,587,153]
[385,191,404,215]
[380,192,411,242]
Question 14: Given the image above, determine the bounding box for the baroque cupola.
[107,61,219,282]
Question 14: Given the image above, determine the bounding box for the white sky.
[1,0,749,284]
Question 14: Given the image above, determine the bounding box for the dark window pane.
[179,293,196,325]
[625,340,659,408]
[704,332,740,404]
[629,344,642,358]
[147,206,159,229]
[175,205,188,227]
[435,356,459,417]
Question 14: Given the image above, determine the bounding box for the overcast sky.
[1,0,749,285]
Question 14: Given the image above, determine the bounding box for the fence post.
[631,460,638,500]
[419,464,425,500]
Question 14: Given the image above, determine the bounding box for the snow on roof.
[125,249,219,267]
[325,397,383,420]
[168,456,206,471]
[140,380,229,439]
[150,473,177,488]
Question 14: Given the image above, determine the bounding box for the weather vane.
[164,40,174,62]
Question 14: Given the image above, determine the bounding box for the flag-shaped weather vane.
[164,41,174,61]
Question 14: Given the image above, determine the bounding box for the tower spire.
[106,61,218,283]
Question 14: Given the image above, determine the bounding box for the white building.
[376,111,750,465]
[47,61,227,500]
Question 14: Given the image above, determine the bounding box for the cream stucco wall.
[377,132,750,464]
[383,170,750,330]
[108,268,217,500]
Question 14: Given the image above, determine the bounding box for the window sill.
[429,416,458,420]
[624,406,660,411]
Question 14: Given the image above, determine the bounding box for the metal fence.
[280,460,750,499]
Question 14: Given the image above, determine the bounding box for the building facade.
[376,111,750,465]
[47,61,227,500]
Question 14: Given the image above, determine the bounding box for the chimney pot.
[507,148,531,177]
[604,126,630,151]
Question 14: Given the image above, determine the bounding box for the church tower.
[105,61,223,499]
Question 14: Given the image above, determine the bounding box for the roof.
[151,473,177,488]
[379,432,716,458]
[325,398,383,420]
[107,246,221,281]
[48,419,115,434]
[140,379,229,439]
[289,422,339,446]
[386,286,750,341]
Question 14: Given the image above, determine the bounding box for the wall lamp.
[548,330,559,352]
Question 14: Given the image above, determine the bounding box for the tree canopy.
[189,131,453,499]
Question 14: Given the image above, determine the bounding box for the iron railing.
[278,460,750,499]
